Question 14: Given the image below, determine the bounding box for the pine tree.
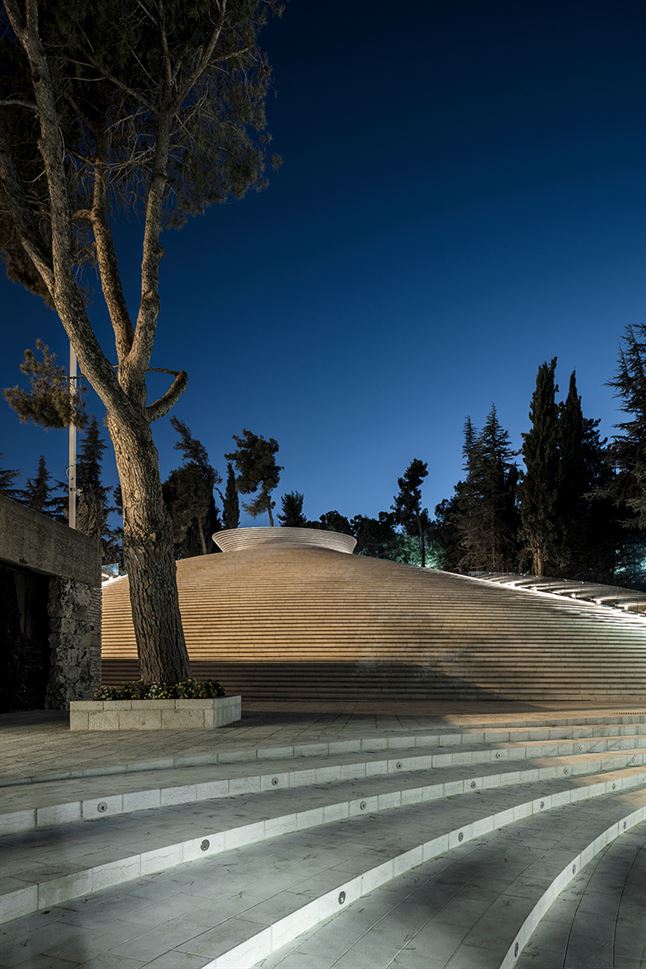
[0,456,19,497]
[19,455,62,517]
[609,324,646,527]
[225,429,282,526]
[164,419,221,556]
[520,359,560,576]
[278,491,307,527]
[314,510,353,534]
[457,408,519,572]
[220,463,240,530]
[392,459,429,567]
[0,0,283,683]
[4,341,86,428]
[76,417,118,563]
[352,512,398,559]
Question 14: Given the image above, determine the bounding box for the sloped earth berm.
[3,715,646,968]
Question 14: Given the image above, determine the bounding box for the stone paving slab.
[3,706,646,786]
[5,755,646,923]
[2,784,645,968]
[516,821,646,969]
[256,797,646,969]
[5,726,646,834]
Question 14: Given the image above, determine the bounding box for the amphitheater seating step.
[102,548,646,701]
[3,713,646,967]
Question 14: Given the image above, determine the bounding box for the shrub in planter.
[94,677,226,701]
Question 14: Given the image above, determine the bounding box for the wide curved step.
[4,714,646,968]
[102,548,646,701]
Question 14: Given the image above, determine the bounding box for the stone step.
[516,819,646,968]
[101,550,646,701]
[3,773,645,967]
[6,753,646,925]
[5,727,646,833]
[259,791,646,969]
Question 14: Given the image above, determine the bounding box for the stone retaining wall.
[0,494,101,709]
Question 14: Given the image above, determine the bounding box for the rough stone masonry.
[0,494,101,708]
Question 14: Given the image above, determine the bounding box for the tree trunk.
[267,498,274,527]
[533,547,544,577]
[107,412,191,684]
[417,517,426,568]
[196,516,208,555]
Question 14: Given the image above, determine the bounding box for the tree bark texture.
[107,413,190,684]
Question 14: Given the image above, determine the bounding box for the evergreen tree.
[4,341,86,428]
[164,419,221,556]
[19,456,62,517]
[0,0,283,684]
[0,456,19,497]
[456,408,519,572]
[520,359,560,575]
[392,458,429,567]
[352,512,398,559]
[609,324,646,527]
[226,429,282,526]
[313,510,354,534]
[76,418,119,563]
[278,491,307,527]
[220,463,240,530]
[556,372,596,577]
[430,494,464,572]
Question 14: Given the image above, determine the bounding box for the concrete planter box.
[69,695,241,731]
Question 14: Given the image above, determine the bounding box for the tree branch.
[4,0,128,419]
[126,110,172,383]
[173,0,229,109]
[90,136,135,361]
[145,368,188,422]
[0,122,54,293]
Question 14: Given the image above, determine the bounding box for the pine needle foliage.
[392,458,429,567]
[19,454,63,517]
[278,491,306,527]
[4,340,86,428]
[225,429,282,526]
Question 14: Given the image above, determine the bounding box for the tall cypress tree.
[556,372,588,576]
[221,463,240,530]
[520,359,560,576]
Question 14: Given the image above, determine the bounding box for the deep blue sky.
[2,1,646,523]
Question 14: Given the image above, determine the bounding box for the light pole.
[68,344,77,529]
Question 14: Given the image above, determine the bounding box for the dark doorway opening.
[0,561,50,711]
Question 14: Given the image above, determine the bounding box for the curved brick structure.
[101,529,646,701]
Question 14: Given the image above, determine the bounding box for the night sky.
[2,1,646,524]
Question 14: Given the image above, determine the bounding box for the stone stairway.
[4,712,646,967]
[102,547,646,701]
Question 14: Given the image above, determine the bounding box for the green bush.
[93,677,226,701]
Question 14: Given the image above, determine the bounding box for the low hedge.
[94,677,226,701]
